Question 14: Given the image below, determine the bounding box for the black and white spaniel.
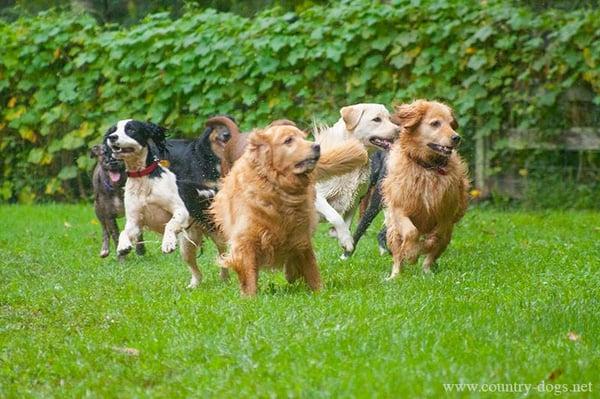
[105,119,229,287]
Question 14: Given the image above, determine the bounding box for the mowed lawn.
[1,204,599,398]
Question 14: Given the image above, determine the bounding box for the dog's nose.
[222,131,231,141]
[451,135,461,145]
[107,134,118,143]
[312,144,321,155]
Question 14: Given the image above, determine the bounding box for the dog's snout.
[107,134,118,143]
[451,135,461,145]
[312,144,321,155]
[222,131,231,141]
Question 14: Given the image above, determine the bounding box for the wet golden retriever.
[382,100,469,279]
[211,124,367,296]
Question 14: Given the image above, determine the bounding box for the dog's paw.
[337,230,354,252]
[117,244,132,257]
[328,227,338,238]
[378,245,390,256]
[385,271,399,281]
[117,234,133,256]
[135,244,146,256]
[340,252,350,261]
[187,276,200,289]
[219,267,230,282]
[161,236,177,254]
[100,249,109,258]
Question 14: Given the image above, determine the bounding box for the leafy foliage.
[1,0,599,202]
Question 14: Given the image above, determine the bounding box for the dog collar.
[410,156,449,176]
[127,160,160,178]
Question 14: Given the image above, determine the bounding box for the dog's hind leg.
[180,229,203,288]
[315,193,353,253]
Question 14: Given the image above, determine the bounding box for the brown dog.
[382,100,469,279]
[204,116,297,176]
[211,124,367,296]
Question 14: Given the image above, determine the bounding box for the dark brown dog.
[204,116,297,176]
[90,144,145,259]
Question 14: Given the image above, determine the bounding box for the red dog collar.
[127,160,160,178]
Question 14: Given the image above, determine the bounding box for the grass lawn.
[1,204,599,397]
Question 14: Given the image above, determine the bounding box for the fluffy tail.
[205,115,242,138]
[314,138,368,180]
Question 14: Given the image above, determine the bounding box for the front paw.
[135,243,146,256]
[117,246,132,257]
[117,232,133,255]
[161,235,177,253]
[385,272,399,281]
[338,233,354,254]
[100,249,109,258]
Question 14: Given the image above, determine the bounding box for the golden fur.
[382,100,469,278]
[211,124,367,296]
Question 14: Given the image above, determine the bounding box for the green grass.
[1,205,599,398]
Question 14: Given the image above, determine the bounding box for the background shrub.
[1,0,599,205]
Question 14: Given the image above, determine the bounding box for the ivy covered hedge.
[1,0,599,202]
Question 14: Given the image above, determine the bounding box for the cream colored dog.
[315,104,400,256]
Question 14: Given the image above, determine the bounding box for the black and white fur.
[105,119,228,287]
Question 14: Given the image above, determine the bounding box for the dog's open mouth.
[427,143,453,156]
[108,171,122,183]
[295,156,319,170]
[369,137,394,150]
[110,145,135,154]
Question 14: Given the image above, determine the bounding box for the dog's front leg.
[315,193,353,253]
[422,226,453,273]
[117,214,142,258]
[161,206,189,254]
[286,245,322,292]
[386,214,419,280]
[99,219,111,258]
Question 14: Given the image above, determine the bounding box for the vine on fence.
[1,0,599,202]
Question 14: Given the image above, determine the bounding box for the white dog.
[315,104,399,256]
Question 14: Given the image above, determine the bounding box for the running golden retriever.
[382,100,469,279]
[211,124,367,296]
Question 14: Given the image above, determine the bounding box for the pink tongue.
[109,171,121,182]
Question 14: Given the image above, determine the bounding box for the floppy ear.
[394,100,428,131]
[340,106,365,131]
[450,110,459,130]
[248,129,271,165]
[143,122,168,154]
[90,145,102,158]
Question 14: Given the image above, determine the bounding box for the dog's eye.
[430,120,441,128]
[372,117,381,123]
[284,137,294,145]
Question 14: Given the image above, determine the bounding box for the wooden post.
[475,135,487,194]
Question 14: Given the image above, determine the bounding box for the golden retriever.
[211,124,367,296]
[382,100,469,279]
